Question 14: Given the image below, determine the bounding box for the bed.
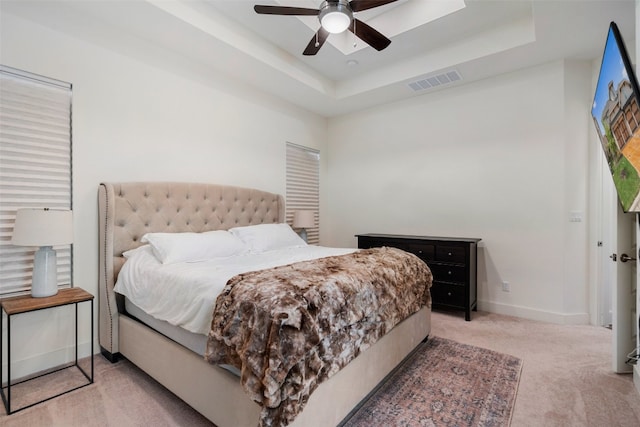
[98,181,432,427]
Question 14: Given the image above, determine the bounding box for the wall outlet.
[502,281,510,292]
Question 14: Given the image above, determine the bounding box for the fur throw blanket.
[205,247,432,426]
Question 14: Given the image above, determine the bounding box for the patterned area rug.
[342,336,522,427]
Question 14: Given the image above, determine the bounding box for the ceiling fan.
[254,0,398,55]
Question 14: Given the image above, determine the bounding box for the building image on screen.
[591,22,640,212]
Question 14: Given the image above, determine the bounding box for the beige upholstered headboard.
[98,182,285,359]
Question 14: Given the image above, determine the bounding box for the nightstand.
[0,287,94,414]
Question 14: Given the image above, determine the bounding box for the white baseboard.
[2,340,94,383]
[635,366,640,396]
[478,299,590,325]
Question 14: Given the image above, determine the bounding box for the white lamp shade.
[11,208,73,247]
[321,11,351,33]
[293,210,315,228]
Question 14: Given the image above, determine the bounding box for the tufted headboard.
[98,182,285,358]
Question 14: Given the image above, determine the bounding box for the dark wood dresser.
[356,234,481,321]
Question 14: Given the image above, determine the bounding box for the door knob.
[620,253,637,263]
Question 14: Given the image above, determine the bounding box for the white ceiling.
[3,0,638,117]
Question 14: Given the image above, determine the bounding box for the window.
[286,142,320,245]
[0,66,73,295]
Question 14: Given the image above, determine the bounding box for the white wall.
[325,60,593,324]
[0,10,327,378]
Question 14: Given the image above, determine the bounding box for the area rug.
[341,336,523,427]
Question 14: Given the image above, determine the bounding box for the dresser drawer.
[435,245,466,263]
[358,237,419,256]
[407,243,434,261]
[358,238,404,251]
[431,283,465,307]
[429,264,467,284]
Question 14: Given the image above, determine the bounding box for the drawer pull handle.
[448,271,452,275]
[418,250,423,254]
[448,252,452,256]
[447,292,452,296]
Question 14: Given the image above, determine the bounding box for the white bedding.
[114,244,356,335]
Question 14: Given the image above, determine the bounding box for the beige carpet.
[1,310,640,426]
[0,358,212,427]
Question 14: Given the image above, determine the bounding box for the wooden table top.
[0,287,93,315]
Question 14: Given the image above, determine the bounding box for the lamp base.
[31,246,59,298]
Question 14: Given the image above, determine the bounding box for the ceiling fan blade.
[303,27,330,56]
[349,18,391,51]
[349,0,398,13]
[254,5,319,16]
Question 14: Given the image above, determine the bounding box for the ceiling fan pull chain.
[353,19,357,48]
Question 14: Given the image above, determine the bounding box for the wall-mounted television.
[591,21,640,213]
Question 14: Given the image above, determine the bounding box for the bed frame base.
[116,306,430,427]
[119,315,261,426]
[337,333,430,426]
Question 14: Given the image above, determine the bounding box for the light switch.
[569,211,583,222]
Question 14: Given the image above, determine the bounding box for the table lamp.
[293,210,314,243]
[11,208,73,298]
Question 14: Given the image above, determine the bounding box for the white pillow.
[141,230,248,264]
[122,244,154,259]
[229,223,306,253]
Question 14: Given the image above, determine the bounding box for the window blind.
[0,66,73,296]
[286,142,320,245]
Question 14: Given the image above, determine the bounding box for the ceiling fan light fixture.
[254,0,394,55]
[319,0,352,34]
[321,12,350,33]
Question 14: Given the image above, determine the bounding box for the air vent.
[408,70,462,92]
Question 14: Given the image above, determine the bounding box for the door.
[599,156,614,328]
[612,203,636,373]
[599,149,637,373]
